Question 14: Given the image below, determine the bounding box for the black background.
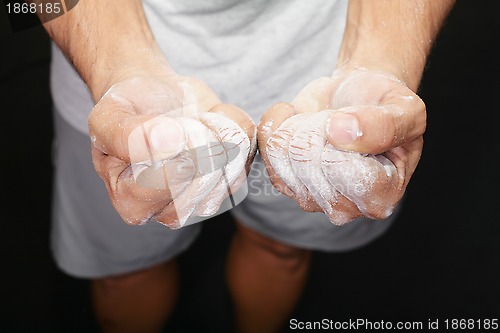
[1,1,499,332]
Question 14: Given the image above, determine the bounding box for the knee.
[235,223,311,272]
[93,270,146,295]
[93,261,175,294]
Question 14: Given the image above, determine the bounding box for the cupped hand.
[258,67,426,225]
[89,75,256,229]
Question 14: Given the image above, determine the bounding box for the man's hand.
[38,0,257,229]
[89,74,256,229]
[258,67,425,225]
[257,0,455,225]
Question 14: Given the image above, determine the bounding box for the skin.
[42,2,255,227]
[89,75,255,228]
[36,0,456,332]
[259,70,423,224]
[258,0,456,225]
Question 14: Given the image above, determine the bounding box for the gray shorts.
[51,110,398,278]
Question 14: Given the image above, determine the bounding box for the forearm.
[338,0,455,91]
[36,0,173,101]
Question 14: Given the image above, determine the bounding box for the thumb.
[128,115,187,165]
[89,95,187,164]
[326,98,426,154]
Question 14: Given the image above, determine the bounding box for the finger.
[258,102,296,148]
[267,113,313,202]
[153,117,223,228]
[328,75,426,154]
[194,110,252,216]
[179,139,227,218]
[209,103,257,174]
[92,148,192,225]
[289,111,339,217]
[385,136,424,189]
[203,106,252,170]
[322,190,363,226]
[287,110,361,224]
[326,101,425,154]
[209,103,256,148]
[194,168,247,217]
[257,103,301,199]
[89,97,188,163]
[321,145,401,220]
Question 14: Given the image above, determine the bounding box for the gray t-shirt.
[50,0,348,134]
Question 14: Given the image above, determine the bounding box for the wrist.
[89,46,177,101]
[42,0,178,101]
[337,0,455,92]
[336,31,425,91]
[335,57,420,92]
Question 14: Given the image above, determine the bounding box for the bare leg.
[91,260,179,333]
[226,222,311,333]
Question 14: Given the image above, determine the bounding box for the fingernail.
[328,112,362,145]
[148,119,185,154]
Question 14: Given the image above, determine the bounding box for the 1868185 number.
[6,1,61,14]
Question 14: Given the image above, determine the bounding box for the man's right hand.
[88,74,256,229]
[38,0,256,229]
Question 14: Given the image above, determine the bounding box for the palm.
[258,69,425,225]
[89,76,256,228]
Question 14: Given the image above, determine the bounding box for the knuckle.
[87,107,101,134]
[375,111,398,151]
[328,210,357,226]
[362,203,390,220]
[298,201,319,213]
[387,116,399,148]
[415,98,427,136]
[362,190,400,220]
